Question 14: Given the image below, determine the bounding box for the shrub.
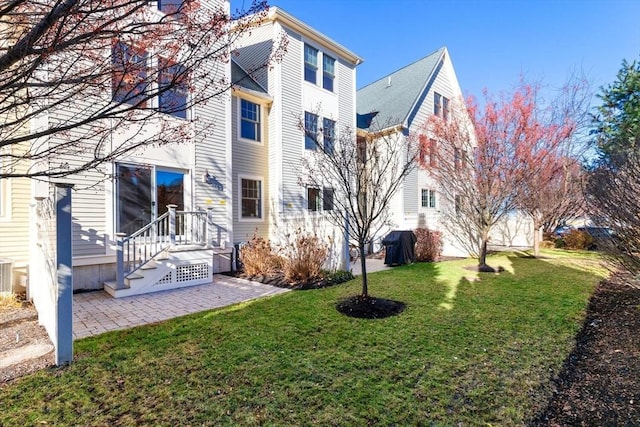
[0,292,21,309]
[554,238,566,248]
[540,240,556,249]
[324,270,354,286]
[240,235,283,276]
[563,229,594,250]
[281,229,329,283]
[414,228,443,262]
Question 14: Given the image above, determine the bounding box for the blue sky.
[232,0,639,102]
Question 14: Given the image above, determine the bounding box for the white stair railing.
[115,205,213,289]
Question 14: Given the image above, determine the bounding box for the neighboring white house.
[357,48,535,256]
[232,7,363,267]
[0,0,237,298]
[0,3,364,299]
[356,47,470,257]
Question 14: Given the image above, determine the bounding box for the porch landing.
[73,274,289,340]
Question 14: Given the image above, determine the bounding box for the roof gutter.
[268,7,364,66]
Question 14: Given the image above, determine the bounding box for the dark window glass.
[240,99,260,141]
[159,59,187,118]
[305,112,318,150]
[323,118,335,154]
[112,42,148,107]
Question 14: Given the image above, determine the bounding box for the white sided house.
[8,0,237,300]
[232,7,363,267]
[356,47,469,257]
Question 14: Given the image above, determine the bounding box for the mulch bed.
[1,299,55,385]
[224,270,353,291]
[530,272,640,426]
[336,295,406,319]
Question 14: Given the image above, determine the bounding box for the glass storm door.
[116,164,152,235]
[155,170,184,215]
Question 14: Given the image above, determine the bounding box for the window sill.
[237,137,264,146]
[239,217,264,223]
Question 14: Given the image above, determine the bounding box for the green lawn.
[1,251,607,425]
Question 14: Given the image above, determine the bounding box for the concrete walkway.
[73,274,289,340]
[350,258,392,276]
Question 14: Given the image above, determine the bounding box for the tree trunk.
[360,243,368,297]
[478,237,493,272]
[479,238,487,266]
[533,220,542,257]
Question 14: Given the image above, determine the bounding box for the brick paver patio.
[73,274,289,339]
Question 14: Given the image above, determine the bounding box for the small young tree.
[297,117,418,297]
[0,0,285,180]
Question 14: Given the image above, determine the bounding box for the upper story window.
[240,99,261,141]
[304,111,318,150]
[454,147,461,171]
[322,55,335,92]
[427,139,438,168]
[434,92,442,117]
[158,0,183,16]
[455,195,462,215]
[323,118,335,155]
[159,59,187,119]
[434,92,450,121]
[304,44,318,84]
[443,96,450,121]
[112,41,189,117]
[357,136,367,163]
[112,42,148,107]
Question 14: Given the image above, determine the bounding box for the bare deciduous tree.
[0,0,285,179]
[423,96,521,271]
[297,116,418,297]
[425,79,591,266]
[587,59,640,270]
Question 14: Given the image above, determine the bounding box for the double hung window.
[240,99,261,141]
[304,44,318,84]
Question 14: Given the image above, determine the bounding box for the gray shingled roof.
[356,47,445,130]
[231,59,267,94]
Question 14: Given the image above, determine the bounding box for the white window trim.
[238,174,264,223]
[112,39,192,120]
[420,188,436,209]
[302,41,338,95]
[0,170,10,222]
[0,151,10,221]
[306,186,334,213]
[303,43,319,85]
[237,97,264,145]
[303,111,319,151]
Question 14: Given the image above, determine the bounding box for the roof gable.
[356,47,446,130]
[231,59,268,94]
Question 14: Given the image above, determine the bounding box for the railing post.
[55,184,73,366]
[115,233,126,288]
[167,204,177,246]
[206,207,214,248]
